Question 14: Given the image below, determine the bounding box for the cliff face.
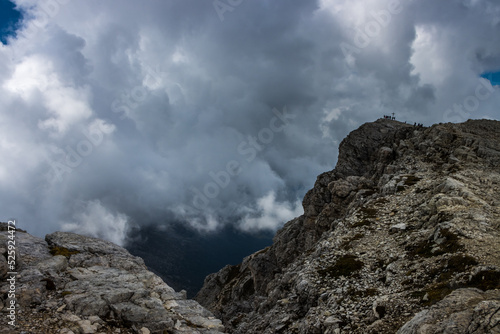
[0,228,225,334]
[196,119,500,334]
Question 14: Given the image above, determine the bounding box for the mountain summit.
[196,119,500,334]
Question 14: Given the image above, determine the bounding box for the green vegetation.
[402,279,413,285]
[346,287,378,300]
[353,220,371,228]
[360,207,377,218]
[467,270,500,291]
[437,229,463,254]
[440,254,477,280]
[253,246,271,257]
[404,175,422,186]
[376,259,386,270]
[362,189,377,197]
[49,246,80,257]
[424,282,454,306]
[318,254,364,278]
[410,290,426,299]
[406,228,462,258]
[352,205,378,228]
[340,233,364,249]
[410,255,487,306]
[447,254,478,270]
[428,254,478,282]
[411,282,453,306]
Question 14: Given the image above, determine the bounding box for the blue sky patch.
[0,0,22,44]
[481,71,500,86]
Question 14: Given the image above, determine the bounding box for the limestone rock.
[397,288,500,334]
[196,119,500,334]
[0,226,226,334]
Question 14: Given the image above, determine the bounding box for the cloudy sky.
[1,0,499,246]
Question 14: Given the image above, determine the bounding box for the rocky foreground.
[196,119,500,333]
[0,228,225,334]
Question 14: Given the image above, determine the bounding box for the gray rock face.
[397,288,500,334]
[0,228,225,333]
[196,119,500,333]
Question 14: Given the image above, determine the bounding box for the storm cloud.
[1,0,499,245]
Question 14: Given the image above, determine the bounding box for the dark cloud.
[1,0,499,244]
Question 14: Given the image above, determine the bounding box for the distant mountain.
[196,119,500,334]
[126,223,274,298]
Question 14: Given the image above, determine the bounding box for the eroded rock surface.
[0,228,225,334]
[196,119,500,334]
[397,288,500,334]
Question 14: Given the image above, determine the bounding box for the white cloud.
[4,55,93,136]
[238,192,303,232]
[0,0,499,245]
[410,25,450,86]
[61,200,130,246]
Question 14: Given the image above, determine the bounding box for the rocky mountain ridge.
[0,227,225,334]
[1,118,499,334]
[196,119,500,333]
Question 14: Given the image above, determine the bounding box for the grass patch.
[318,255,364,278]
[340,233,364,249]
[404,175,422,186]
[351,233,364,241]
[424,282,454,306]
[364,288,378,296]
[253,246,271,257]
[447,254,478,271]
[360,207,378,219]
[410,291,426,299]
[440,254,477,280]
[411,261,496,306]
[346,287,379,300]
[429,254,478,282]
[467,270,500,291]
[376,259,386,269]
[402,279,413,285]
[411,282,454,306]
[415,187,426,194]
[438,229,462,253]
[353,220,371,228]
[406,229,461,258]
[362,189,377,197]
[353,207,378,228]
[49,246,80,257]
[406,239,434,258]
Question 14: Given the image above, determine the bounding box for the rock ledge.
[0,227,226,334]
